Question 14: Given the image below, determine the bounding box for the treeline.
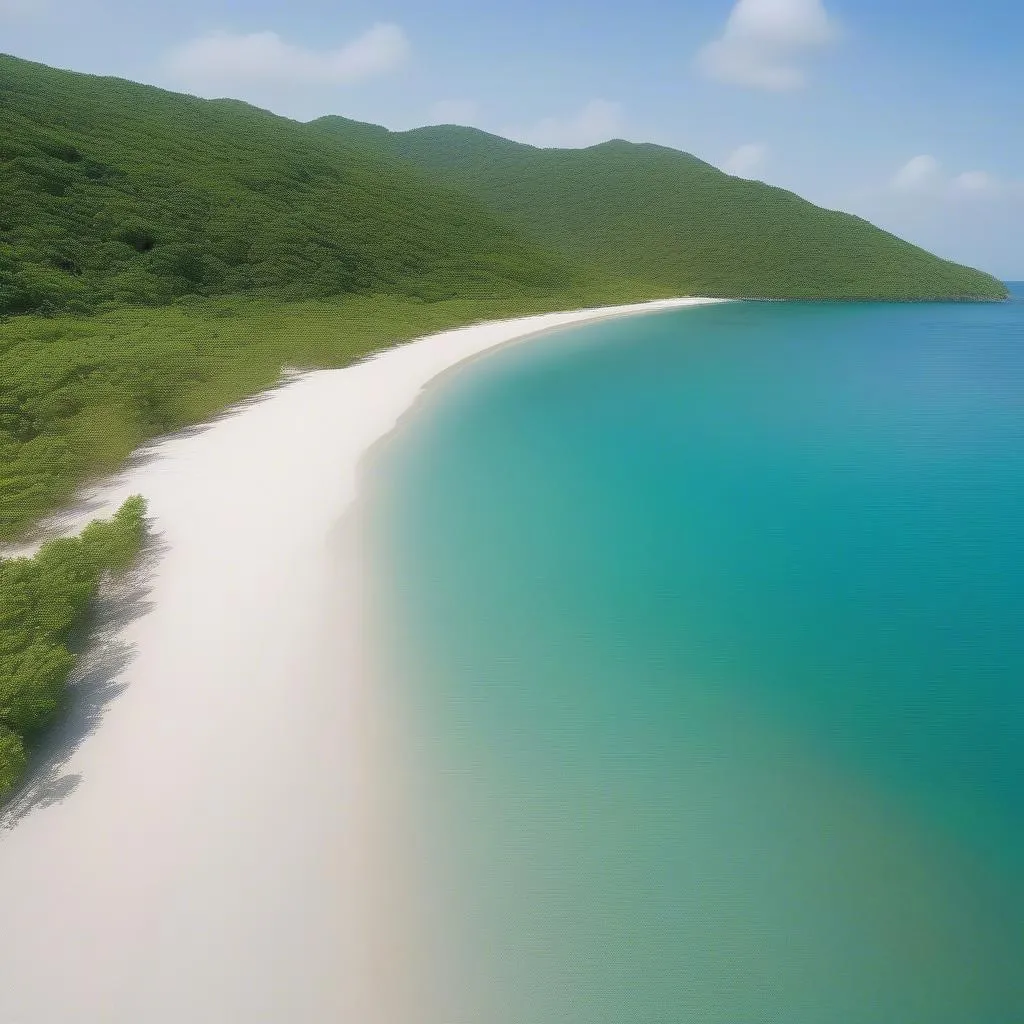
[0,496,147,801]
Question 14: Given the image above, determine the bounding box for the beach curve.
[0,296,724,1022]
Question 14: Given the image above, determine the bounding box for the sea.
[362,285,1024,1023]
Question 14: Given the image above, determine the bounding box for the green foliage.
[0,54,582,318]
[0,52,1006,325]
[81,496,148,573]
[0,641,75,735]
[0,496,147,801]
[0,725,26,795]
[309,120,1010,302]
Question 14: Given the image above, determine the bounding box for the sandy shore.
[0,296,722,1022]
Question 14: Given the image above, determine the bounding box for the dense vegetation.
[0,54,588,318]
[0,496,146,801]
[309,119,1009,302]
[0,52,1007,324]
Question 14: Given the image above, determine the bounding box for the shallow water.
[366,288,1024,1023]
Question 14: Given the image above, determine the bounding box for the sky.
[2,0,1021,279]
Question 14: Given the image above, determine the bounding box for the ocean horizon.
[362,285,1024,1023]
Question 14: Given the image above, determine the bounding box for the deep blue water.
[367,286,1024,1023]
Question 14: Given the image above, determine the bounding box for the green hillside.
[308,118,1009,302]
[0,54,585,317]
[0,52,1007,319]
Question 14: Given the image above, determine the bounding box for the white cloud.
[889,156,1011,198]
[890,154,942,191]
[695,0,840,91]
[849,166,1024,279]
[427,99,481,126]
[722,142,768,177]
[952,170,996,193]
[165,24,410,89]
[503,99,624,149]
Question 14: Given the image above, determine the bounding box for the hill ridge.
[0,51,1009,315]
[307,117,1007,302]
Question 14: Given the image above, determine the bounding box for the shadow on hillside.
[0,528,169,833]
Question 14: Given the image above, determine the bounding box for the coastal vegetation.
[0,291,641,543]
[0,496,146,801]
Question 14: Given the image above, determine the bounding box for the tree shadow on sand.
[0,529,169,832]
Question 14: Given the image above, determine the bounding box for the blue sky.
[2,0,1021,278]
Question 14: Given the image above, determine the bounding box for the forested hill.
[0,52,1008,318]
[308,118,1009,302]
[0,54,586,317]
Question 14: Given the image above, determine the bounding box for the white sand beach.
[0,297,722,1023]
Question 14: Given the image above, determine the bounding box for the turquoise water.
[366,288,1024,1023]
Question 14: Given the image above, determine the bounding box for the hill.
[308,118,1009,302]
[0,53,1008,318]
[0,54,585,317]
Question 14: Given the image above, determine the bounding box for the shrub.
[0,496,147,802]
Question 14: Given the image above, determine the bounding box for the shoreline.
[0,295,724,563]
[0,295,724,1022]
